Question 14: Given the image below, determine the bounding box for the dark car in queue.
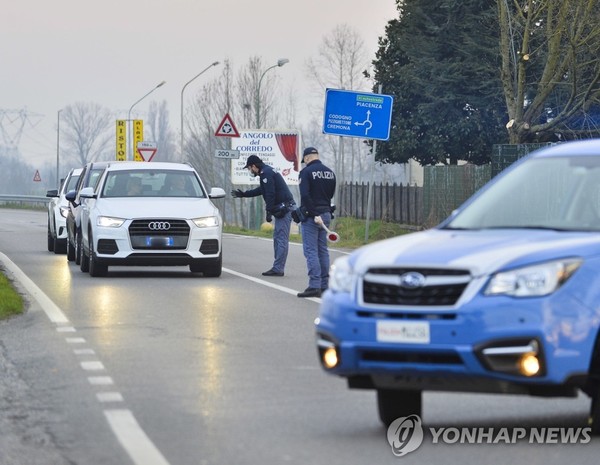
[65,161,109,264]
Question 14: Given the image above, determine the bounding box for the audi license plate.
[145,236,174,247]
[376,321,430,344]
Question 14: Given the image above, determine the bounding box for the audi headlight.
[97,216,125,228]
[193,216,219,228]
[59,206,69,218]
[484,258,582,297]
[329,256,356,293]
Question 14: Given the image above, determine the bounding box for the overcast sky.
[1,0,398,169]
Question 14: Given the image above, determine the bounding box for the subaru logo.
[148,221,171,231]
[398,272,426,289]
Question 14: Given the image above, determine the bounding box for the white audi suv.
[77,161,225,277]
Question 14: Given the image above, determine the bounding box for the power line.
[0,108,44,149]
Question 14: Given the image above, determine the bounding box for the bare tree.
[147,100,177,162]
[237,56,288,130]
[61,102,113,166]
[305,24,372,183]
[187,60,236,180]
[184,58,292,228]
[498,0,600,143]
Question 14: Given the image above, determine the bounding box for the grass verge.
[0,271,24,319]
[224,216,417,250]
[0,203,46,212]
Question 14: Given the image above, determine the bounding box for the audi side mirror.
[209,187,226,199]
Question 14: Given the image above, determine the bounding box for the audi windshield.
[100,170,207,198]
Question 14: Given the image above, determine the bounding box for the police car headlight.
[97,216,125,228]
[329,256,356,293]
[59,206,69,219]
[193,216,219,228]
[484,258,582,297]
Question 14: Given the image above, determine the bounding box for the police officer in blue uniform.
[232,155,295,277]
[296,147,336,298]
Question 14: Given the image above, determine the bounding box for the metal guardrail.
[0,195,50,207]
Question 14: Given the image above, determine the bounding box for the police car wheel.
[377,389,422,427]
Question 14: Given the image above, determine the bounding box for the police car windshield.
[445,156,600,232]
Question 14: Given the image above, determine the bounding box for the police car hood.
[350,228,600,277]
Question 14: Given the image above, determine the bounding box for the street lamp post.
[252,58,289,229]
[255,58,289,129]
[56,109,62,188]
[180,61,220,161]
[127,80,166,161]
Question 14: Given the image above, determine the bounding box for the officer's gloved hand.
[231,189,245,198]
[266,213,273,223]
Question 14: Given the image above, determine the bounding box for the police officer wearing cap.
[296,147,336,298]
[232,155,296,277]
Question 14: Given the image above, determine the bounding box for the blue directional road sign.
[322,89,394,141]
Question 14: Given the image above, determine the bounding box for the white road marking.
[0,251,69,323]
[57,326,76,332]
[105,410,170,465]
[222,267,322,302]
[0,252,171,465]
[81,361,105,371]
[74,348,96,355]
[88,376,114,386]
[97,392,124,403]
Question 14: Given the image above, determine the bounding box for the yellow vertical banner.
[116,120,126,161]
[133,120,144,162]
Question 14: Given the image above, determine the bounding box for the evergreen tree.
[371,0,507,165]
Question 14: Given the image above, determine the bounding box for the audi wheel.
[80,236,89,273]
[47,218,54,252]
[88,234,108,277]
[75,230,82,265]
[190,253,222,277]
[66,234,76,262]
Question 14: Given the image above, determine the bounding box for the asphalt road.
[0,209,599,465]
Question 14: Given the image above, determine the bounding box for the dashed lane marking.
[0,251,171,465]
[80,361,105,371]
[105,410,170,465]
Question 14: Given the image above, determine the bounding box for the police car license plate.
[376,321,430,344]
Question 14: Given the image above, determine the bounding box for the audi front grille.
[362,267,471,306]
[128,219,190,250]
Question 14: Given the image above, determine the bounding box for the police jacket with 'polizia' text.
[298,159,336,217]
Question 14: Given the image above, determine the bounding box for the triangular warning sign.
[215,113,240,137]
[33,170,42,182]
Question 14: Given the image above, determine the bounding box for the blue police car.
[316,139,600,430]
